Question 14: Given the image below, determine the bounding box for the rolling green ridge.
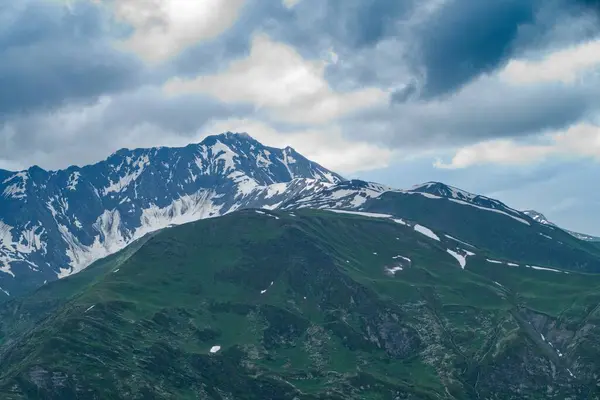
[0,209,600,399]
[361,192,600,273]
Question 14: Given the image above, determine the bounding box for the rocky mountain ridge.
[0,132,341,296]
[1,132,597,298]
[523,210,600,242]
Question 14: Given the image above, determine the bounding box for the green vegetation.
[0,209,599,399]
[365,191,600,273]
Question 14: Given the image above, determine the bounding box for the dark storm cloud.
[379,0,599,101]
[288,0,599,147]
[2,0,599,171]
[170,0,593,101]
[206,0,530,96]
[0,0,143,116]
[344,78,599,148]
[287,0,412,49]
[413,0,535,99]
[3,0,599,120]
[575,0,600,13]
[243,0,598,100]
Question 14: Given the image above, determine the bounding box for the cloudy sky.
[1,0,600,234]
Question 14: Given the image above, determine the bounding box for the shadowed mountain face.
[0,209,599,399]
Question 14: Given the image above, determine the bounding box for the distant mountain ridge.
[280,179,600,273]
[523,210,600,242]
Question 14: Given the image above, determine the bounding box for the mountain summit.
[0,132,342,296]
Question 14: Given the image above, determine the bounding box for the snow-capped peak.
[0,132,344,295]
[409,181,492,203]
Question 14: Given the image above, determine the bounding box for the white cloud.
[282,0,302,8]
[553,122,600,158]
[435,123,600,169]
[0,83,393,175]
[196,118,394,174]
[164,34,388,124]
[500,39,600,85]
[112,0,245,62]
[0,158,25,172]
[434,140,554,169]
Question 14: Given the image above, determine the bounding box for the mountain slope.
[523,210,600,242]
[0,132,342,297]
[1,209,599,399]
[283,180,600,273]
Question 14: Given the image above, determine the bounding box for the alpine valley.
[1,133,600,399]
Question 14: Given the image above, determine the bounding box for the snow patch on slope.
[15,224,47,255]
[0,221,47,277]
[255,210,280,220]
[445,234,475,248]
[58,190,224,278]
[136,191,224,237]
[265,182,289,199]
[2,172,28,199]
[414,224,440,241]
[229,171,259,197]
[447,198,530,225]
[385,266,403,275]
[290,181,390,210]
[67,171,81,191]
[325,209,392,218]
[324,210,410,228]
[446,249,475,269]
[211,140,237,171]
[104,155,150,195]
[526,265,567,274]
[447,249,467,268]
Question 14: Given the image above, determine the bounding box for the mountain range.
[1,132,597,299]
[1,132,600,398]
[0,132,342,297]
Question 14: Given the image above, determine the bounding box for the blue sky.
[1,0,599,234]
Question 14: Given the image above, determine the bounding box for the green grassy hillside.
[362,191,600,273]
[0,209,599,399]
